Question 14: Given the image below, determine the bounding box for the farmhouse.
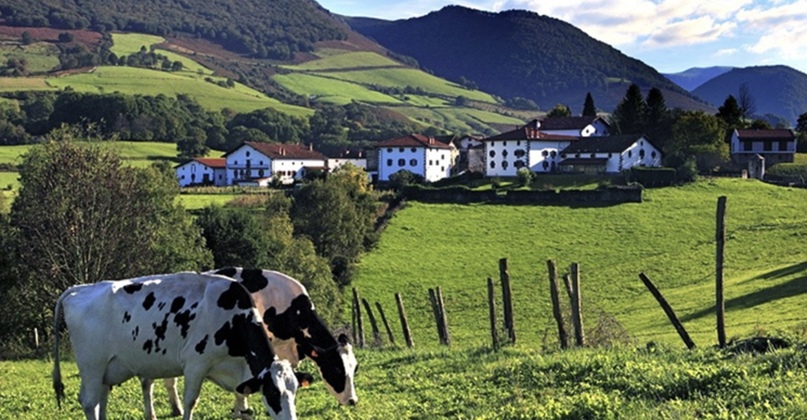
[728,128,797,166]
[223,141,327,185]
[327,149,368,172]
[375,134,455,182]
[482,119,580,177]
[175,157,227,187]
[532,116,610,137]
[559,134,662,174]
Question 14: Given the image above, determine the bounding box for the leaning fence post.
[352,288,365,348]
[570,263,585,347]
[639,272,697,350]
[428,288,445,345]
[361,298,382,347]
[395,293,414,348]
[436,287,450,346]
[547,260,568,350]
[499,258,516,343]
[375,302,396,345]
[487,277,499,350]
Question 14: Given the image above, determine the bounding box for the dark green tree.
[546,103,571,118]
[716,95,744,129]
[643,87,672,151]
[582,92,597,116]
[611,84,646,134]
[177,127,209,159]
[195,205,274,268]
[797,112,807,152]
[670,111,728,171]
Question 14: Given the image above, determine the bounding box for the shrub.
[630,166,677,187]
[766,163,807,184]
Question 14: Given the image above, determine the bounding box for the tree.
[195,205,274,268]
[611,84,645,135]
[716,95,744,129]
[21,31,33,45]
[58,32,75,43]
[644,87,672,151]
[176,127,209,159]
[797,112,807,152]
[738,83,757,119]
[669,111,728,171]
[582,92,597,117]
[546,103,571,118]
[7,129,212,335]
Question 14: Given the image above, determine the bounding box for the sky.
[318,0,807,75]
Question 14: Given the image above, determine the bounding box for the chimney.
[308,143,313,151]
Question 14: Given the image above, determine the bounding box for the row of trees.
[0,130,381,355]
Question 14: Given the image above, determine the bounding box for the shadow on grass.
[680,261,807,323]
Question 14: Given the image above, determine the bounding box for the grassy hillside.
[354,178,807,349]
[5,344,807,419]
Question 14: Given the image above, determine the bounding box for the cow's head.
[237,359,311,420]
[305,333,358,405]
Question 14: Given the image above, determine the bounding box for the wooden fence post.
[487,277,499,350]
[716,196,727,348]
[428,288,446,345]
[33,328,40,349]
[547,260,568,350]
[375,302,396,345]
[639,272,697,350]
[436,287,450,346]
[563,273,574,302]
[570,263,585,347]
[499,258,516,343]
[361,298,382,347]
[352,288,365,349]
[395,293,414,348]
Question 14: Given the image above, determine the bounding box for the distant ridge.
[663,67,734,91]
[345,5,710,113]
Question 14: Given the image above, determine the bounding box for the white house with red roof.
[483,120,579,177]
[728,128,797,165]
[223,141,328,185]
[376,134,454,182]
[175,157,228,187]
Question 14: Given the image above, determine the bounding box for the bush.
[766,163,807,184]
[630,166,677,187]
[516,168,535,187]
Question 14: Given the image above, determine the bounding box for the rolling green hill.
[354,178,807,349]
[345,6,713,113]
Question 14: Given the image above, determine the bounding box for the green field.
[46,66,311,116]
[354,178,807,349]
[281,50,403,71]
[396,105,524,132]
[274,73,402,105]
[0,76,55,92]
[0,42,61,73]
[177,193,241,210]
[110,33,212,76]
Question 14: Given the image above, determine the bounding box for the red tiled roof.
[225,142,328,160]
[375,134,453,149]
[734,129,795,140]
[193,158,226,168]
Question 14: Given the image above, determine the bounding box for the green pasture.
[273,73,401,106]
[0,171,19,190]
[177,193,241,210]
[281,51,403,71]
[0,42,61,73]
[398,94,450,107]
[323,67,499,103]
[0,141,179,167]
[0,76,55,92]
[46,66,311,116]
[354,178,807,350]
[5,344,807,419]
[396,105,524,133]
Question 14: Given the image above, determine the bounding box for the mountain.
[692,65,807,125]
[345,5,711,113]
[0,0,346,59]
[663,67,733,91]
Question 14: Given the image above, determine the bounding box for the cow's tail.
[52,290,67,409]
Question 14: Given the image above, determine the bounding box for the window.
[542,150,548,157]
[441,166,445,172]
[502,150,509,158]
[651,151,657,159]
[387,148,393,153]
[542,161,549,169]
[608,153,612,158]
[411,147,416,152]
[490,161,496,169]
[386,159,393,166]
[515,149,526,158]
[441,154,445,160]
[514,160,525,168]
[628,150,633,158]
[399,148,404,152]
[779,141,788,151]
[503,141,507,146]
[489,150,496,158]
[502,160,509,170]
[246,151,251,157]
[258,169,264,177]
[561,153,567,159]
[429,160,433,166]
[410,159,417,166]
[398,159,405,167]
[743,141,752,151]
[550,151,556,158]
[590,153,596,158]
[575,153,581,158]
[639,149,645,159]
[763,142,772,151]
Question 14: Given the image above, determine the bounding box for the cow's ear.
[236,377,262,395]
[337,333,350,346]
[295,372,314,387]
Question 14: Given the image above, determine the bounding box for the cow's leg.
[141,378,157,420]
[230,392,253,420]
[163,377,184,417]
[181,370,206,420]
[99,384,111,420]
[78,376,105,420]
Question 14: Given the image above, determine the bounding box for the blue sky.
[319,0,807,75]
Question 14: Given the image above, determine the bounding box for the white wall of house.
[618,138,662,172]
[175,162,227,187]
[484,139,528,177]
[527,140,574,173]
[729,132,796,165]
[271,159,324,183]
[424,148,453,182]
[378,146,426,181]
[226,144,325,185]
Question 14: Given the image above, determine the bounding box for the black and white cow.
[152,267,358,419]
[52,272,305,420]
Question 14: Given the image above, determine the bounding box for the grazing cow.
[52,272,305,420]
[153,267,358,419]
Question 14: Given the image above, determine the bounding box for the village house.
[327,149,368,172]
[375,134,455,182]
[531,115,611,137]
[222,141,328,185]
[482,119,579,177]
[175,157,228,187]
[559,134,662,174]
[728,128,797,166]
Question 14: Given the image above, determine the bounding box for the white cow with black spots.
[52,272,305,420]
[149,267,359,419]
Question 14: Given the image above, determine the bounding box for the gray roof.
[562,134,652,154]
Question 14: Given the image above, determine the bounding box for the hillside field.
[353,178,807,350]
